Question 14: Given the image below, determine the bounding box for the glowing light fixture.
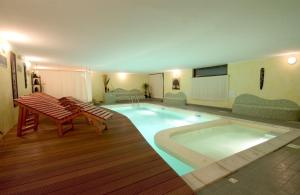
[172,69,181,78]
[0,40,11,53]
[25,61,31,69]
[0,31,29,43]
[118,72,127,80]
[288,56,297,65]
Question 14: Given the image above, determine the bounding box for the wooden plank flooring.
[0,112,194,195]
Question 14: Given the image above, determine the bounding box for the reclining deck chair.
[59,96,113,132]
[14,96,81,136]
[16,93,113,136]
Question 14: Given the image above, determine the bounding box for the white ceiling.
[0,0,299,72]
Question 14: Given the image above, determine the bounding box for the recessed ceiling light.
[288,57,297,65]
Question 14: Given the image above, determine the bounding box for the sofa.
[163,92,187,106]
[232,94,300,121]
[104,88,145,104]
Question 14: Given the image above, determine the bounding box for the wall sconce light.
[118,72,127,80]
[0,31,30,43]
[25,61,31,69]
[0,41,11,53]
[288,56,297,65]
[172,69,181,78]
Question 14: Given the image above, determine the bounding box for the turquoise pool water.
[103,103,219,175]
[172,124,278,161]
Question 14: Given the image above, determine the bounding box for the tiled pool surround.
[155,117,300,191]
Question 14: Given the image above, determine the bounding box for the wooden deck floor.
[0,112,194,195]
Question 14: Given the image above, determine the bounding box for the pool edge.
[155,118,300,192]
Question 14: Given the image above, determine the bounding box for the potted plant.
[142,83,149,98]
[103,74,110,93]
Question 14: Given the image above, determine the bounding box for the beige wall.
[107,73,149,91]
[229,54,300,106]
[0,49,31,135]
[91,72,149,102]
[164,54,300,108]
[91,71,105,102]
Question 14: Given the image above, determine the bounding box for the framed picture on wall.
[23,63,27,88]
[10,52,18,107]
[172,78,180,90]
[0,54,7,68]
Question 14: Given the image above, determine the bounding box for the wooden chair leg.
[17,107,25,137]
[85,117,93,125]
[34,114,39,131]
[56,120,75,137]
[70,119,74,130]
[103,122,108,130]
[90,119,107,134]
[57,123,64,137]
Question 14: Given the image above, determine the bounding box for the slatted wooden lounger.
[59,96,114,133]
[28,93,113,134]
[14,96,81,136]
[33,93,114,133]
[31,92,60,104]
[31,93,79,112]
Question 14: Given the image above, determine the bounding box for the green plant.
[142,83,149,97]
[103,74,110,93]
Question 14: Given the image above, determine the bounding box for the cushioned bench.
[104,88,145,104]
[163,92,186,106]
[232,94,300,121]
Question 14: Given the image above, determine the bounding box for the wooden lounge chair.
[16,93,113,135]
[15,96,81,136]
[31,92,61,104]
[33,93,114,133]
[31,93,80,113]
[59,96,114,133]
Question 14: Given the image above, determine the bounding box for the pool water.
[103,103,219,175]
[172,124,278,161]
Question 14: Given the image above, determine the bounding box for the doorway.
[149,73,164,99]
